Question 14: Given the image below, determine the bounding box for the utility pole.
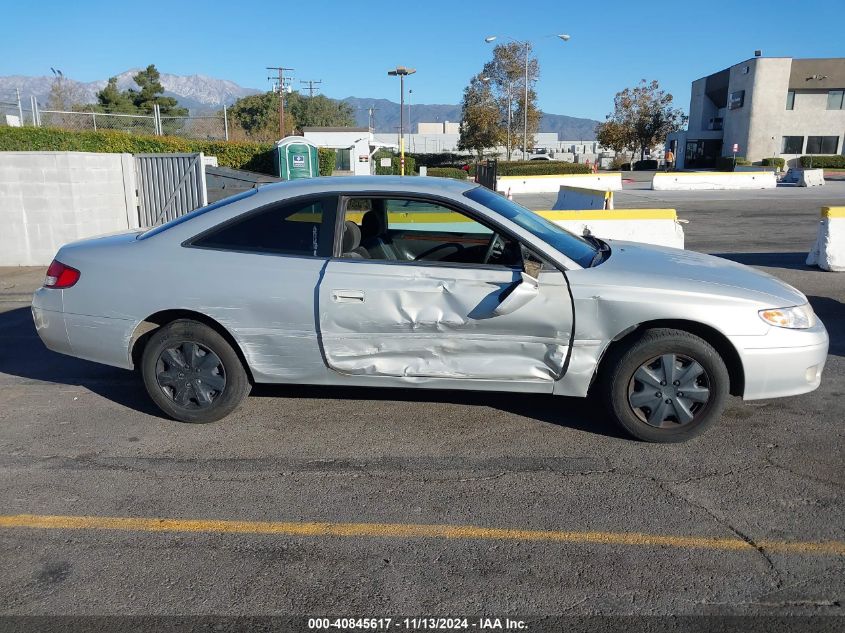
[267,66,294,139]
[367,106,379,131]
[300,79,322,98]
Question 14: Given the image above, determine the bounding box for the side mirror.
[493,272,540,316]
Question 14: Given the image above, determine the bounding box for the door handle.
[332,289,365,303]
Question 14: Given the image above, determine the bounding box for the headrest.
[341,220,362,253]
[361,210,387,239]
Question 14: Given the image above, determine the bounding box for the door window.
[339,197,524,268]
[192,196,335,257]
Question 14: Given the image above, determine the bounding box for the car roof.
[258,175,478,199]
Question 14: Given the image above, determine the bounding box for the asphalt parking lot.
[0,183,843,621]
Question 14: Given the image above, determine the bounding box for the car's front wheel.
[141,319,250,423]
[601,328,729,442]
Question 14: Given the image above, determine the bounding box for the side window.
[339,197,523,268]
[192,197,334,257]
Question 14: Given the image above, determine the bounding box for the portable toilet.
[274,136,319,180]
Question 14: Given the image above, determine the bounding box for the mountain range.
[0,70,599,139]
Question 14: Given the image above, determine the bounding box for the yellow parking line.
[1,514,843,555]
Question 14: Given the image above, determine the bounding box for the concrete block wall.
[0,152,136,266]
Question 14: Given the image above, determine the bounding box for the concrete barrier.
[798,169,825,187]
[652,171,776,191]
[535,209,683,249]
[553,185,613,210]
[0,151,137,266]
[807,206,845,272]
[497,172,622,194]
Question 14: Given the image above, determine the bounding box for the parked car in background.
[32,177,829,442]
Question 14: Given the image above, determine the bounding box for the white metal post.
[31,96,40,127]
[92,112,97,131]
[15,88,23,125]
[223,105,229,141]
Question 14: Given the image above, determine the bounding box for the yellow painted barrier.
[537,209,677,221]
[821,206,845,219]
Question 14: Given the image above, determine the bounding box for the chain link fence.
[39,110,159,135]
[1,93,229,141]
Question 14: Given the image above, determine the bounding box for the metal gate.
[135,153,208,227]
[475,159,498,191]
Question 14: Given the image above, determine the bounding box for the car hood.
[592,240,807,306]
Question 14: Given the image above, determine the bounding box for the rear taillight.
[44,260,81,289]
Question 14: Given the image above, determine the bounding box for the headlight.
[759,303,816,329]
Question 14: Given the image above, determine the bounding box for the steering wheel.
[482,232,503,264]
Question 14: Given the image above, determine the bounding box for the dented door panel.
[318,260,572,382]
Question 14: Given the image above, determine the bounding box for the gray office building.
[668,56,845,168]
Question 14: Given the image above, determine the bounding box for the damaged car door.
[316,196,573,384]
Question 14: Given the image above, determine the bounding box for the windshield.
[137,189,258,240]
[464,186,598,268]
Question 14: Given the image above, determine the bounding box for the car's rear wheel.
[141,319,250,423]
[601,328,729,442]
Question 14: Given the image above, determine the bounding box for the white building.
[668,55,845,168]
[301,127,397,176]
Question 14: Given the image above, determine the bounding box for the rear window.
[137,189,258,240]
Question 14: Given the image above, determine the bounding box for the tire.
[600,328,729,442]
[141,319,251,423]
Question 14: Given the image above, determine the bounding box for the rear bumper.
[732,323,829,400]
[32,288,136,370]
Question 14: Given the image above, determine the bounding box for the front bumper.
[731,322,830,400]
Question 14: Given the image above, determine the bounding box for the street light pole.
[485,33,570,160]
[523,42,529,158]
[387,66,416,176]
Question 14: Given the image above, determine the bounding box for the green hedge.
[0,127,276,174]
[799,155,845,168]
[317,147,336,176]
[409,152,468,168]
[374,150,416,175]
[471,161,591,177]
[715,156,752,171]
[761,157,786,170]
[426,167,468,180]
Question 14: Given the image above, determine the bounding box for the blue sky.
[2,0,843,120]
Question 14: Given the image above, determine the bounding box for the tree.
[226,91,355,141]
[290,94,355,129]
[91,64,187,117]
[596,79,686,161]
[46,71,84,111]
[93,77,138,113]
[457,74,503,159]
[480,42,540,159]
[129,65,186,116]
